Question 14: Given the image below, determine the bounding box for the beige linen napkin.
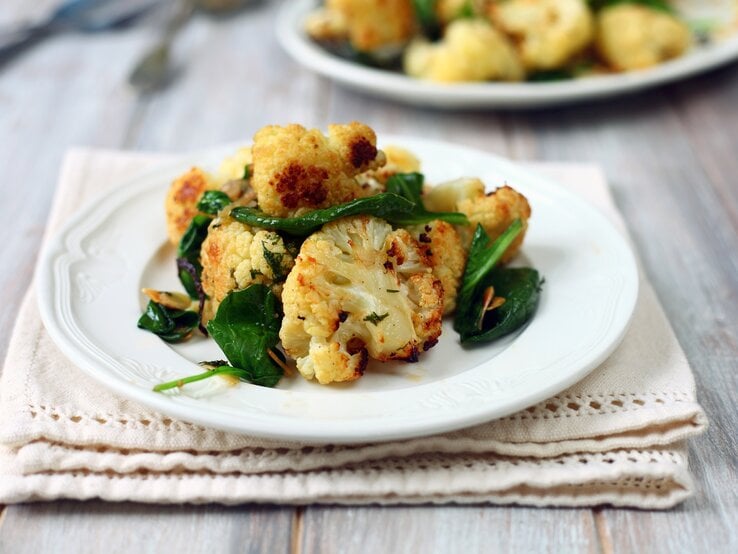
[0,149,707,508]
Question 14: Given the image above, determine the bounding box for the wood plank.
[528,75,738,552]
[299,506,600,554]
[128,2,332,151]
[0,501,294,554]
[0,28,148,362]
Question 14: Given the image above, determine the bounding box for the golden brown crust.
[251,122,385,218]
[164,167,217,245]
[326,0,415,52]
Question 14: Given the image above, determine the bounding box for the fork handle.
[0,23,54,64]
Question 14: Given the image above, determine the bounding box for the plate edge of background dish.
[276,0,738,109]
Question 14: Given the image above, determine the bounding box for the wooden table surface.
[1,1,736,552]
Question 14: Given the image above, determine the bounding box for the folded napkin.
[0,149,707,508]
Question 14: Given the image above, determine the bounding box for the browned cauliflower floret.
[280,215,444,385]
[305,7,349,42]
[424,178,531,263]
[251,122,386,218]
[436,0,480,24]
[200,215,295,320]
[404,19,524,82]
[423,176,486,213]
[357,145,422,191]
[488,0,594,71]
[595,5,691,71]
[408,220,466,315]
[323,0,415,53]
[165,167,218,245]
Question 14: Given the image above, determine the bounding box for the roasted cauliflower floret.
[595,5,691,71]
[408,220,466,315]
[424,179,531,263]
[357,145,422,190]
[305,7,349,42]
[280,216,444,385]
[323,0,415,53]
[436,0,479,24]
[200,216,295,318]
[217,147,252,183]
[165,167,218,245]
[488,0,594,71]
[423,177,486,213]
[251,122,386,218]
[404,19,524,82]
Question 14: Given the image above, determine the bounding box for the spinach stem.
[152,366,244,392]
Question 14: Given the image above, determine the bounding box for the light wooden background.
[0,1,736,552]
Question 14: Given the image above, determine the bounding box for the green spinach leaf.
[137,301,199,343]
[177,214,211,299]
[588,0,673,13]
[453,220,523,338]
[230,193,416,236]
[196,190,232,215]
[412,0,441,39]
[152,285,285,392]
[461,267,543,343]
[384,172,469,226]
[207,284,284,387]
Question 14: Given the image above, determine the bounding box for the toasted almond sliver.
[141,288,194,311]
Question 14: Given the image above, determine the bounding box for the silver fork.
[127,0,198,92]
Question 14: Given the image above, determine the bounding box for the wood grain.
[0,0,736,551]
[0,502,294,554]
[300,506,600,554]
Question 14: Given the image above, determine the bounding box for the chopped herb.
[243,164,252,180]
[387,289,399,293]
[262,244,286,281]
[364,312,389,325]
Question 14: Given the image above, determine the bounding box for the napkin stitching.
[23,389,695,432]
[501,391,692,421]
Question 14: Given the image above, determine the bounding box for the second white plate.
[277,0,738,109]
[37,137,638,443]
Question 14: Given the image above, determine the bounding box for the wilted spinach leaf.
[206,285,283,386]
[177,214,211,299]
[461,267,543,344]
[588,0,673,13]
[230,174,467,234]
[384,172,469,226]
[152,285,285,392]
[230,193,416,236]
[137,301,199,343]
[454,220,523,338]
[196,190,232,215]
[412,0,441,40]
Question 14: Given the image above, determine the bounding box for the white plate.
[37,137,638,443]
[277,0,738,109]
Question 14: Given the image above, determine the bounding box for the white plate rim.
[36,136,639,444]
[276,0,738,109]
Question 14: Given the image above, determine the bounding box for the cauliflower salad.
[305,0,715,83]
[138,122,542,390]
